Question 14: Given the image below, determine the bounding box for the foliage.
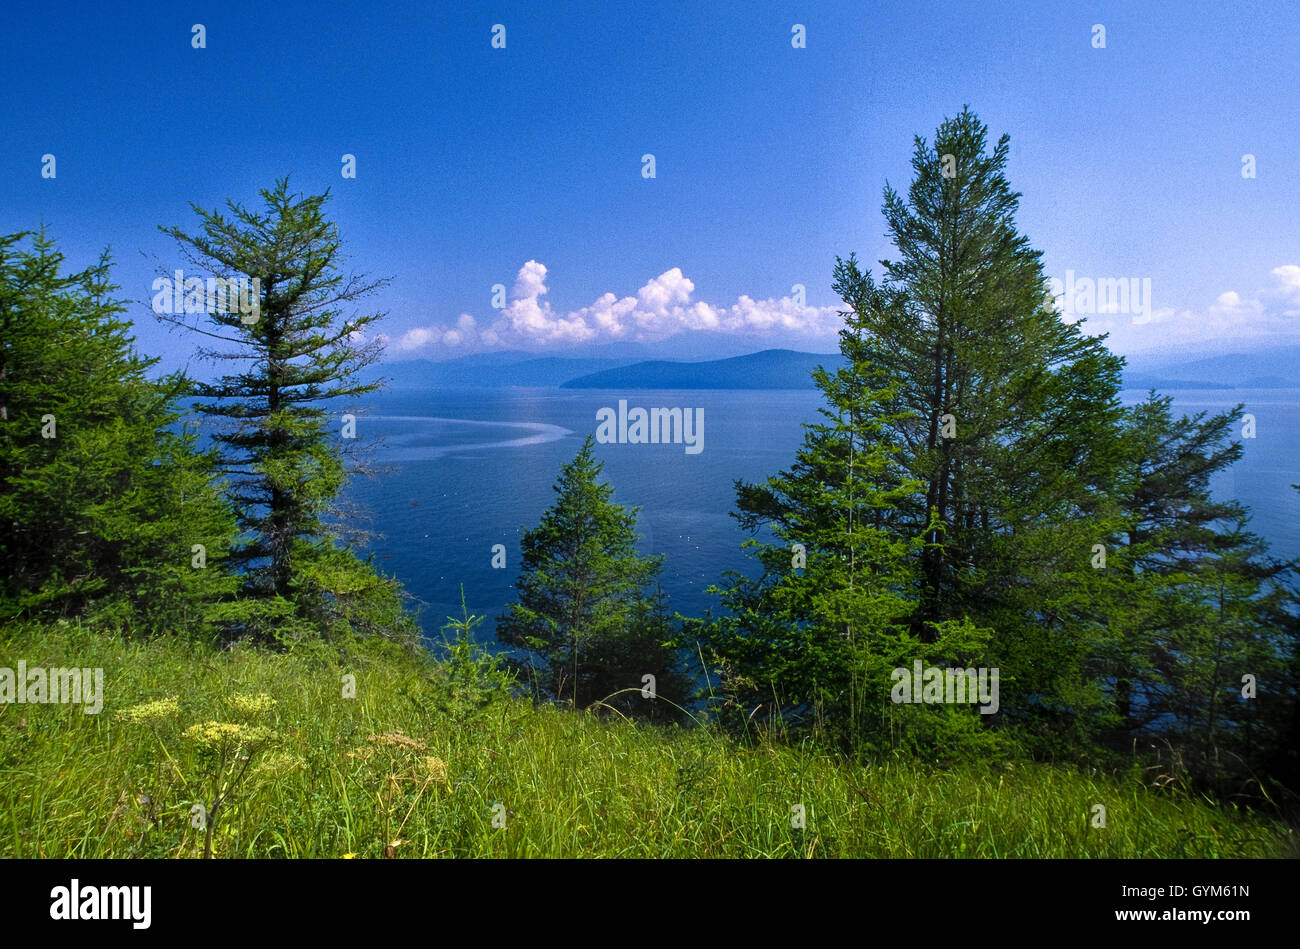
[497,436,692,720]
[156,179,416,647]
[1,620,1293,858]
[0,229,238,636]
[431,588,517,720]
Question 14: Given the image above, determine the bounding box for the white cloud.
[381,261,843,353]
[1208,290,1264,320]
[396,327,434,351]
[1270,265,1300,316]
[1271,264,1300,296]
[1084,264,1300,355]
[513,260,548,301]
[636,267,694,314]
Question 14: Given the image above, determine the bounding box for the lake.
[342,387,1300,642]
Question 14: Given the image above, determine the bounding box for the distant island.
[371,345,1300,391]
[561,349,844,389]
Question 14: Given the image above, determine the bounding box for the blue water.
[341,387,1300,642]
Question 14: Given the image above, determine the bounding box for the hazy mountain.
[369,354,641,388]
[366,341,1300,392]
[560,349,846,389]
[1120,344,1300,389]
[531,332,832,362]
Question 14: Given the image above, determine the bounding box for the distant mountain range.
[370,349,844,390]
[561,350,845,389]
[369,344,1300,391]
[372,352,641,388]
[1120,345,1300,390]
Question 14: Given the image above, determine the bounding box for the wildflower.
[227,692,277,717]
[182,721,274,754]
[117,696,180,727]
[365,731,427,751]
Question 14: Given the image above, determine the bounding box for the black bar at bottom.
[0,857,1286,936]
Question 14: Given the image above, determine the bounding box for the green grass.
[1,621,1295,858]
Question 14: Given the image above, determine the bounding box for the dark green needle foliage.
[690,300,1000,756]
[0,229,238,636]
[827,109,1128,737]
[1096,394,1296,790]
[497,436,691,721]
[698,109,1299,798]
[158,179,416,647]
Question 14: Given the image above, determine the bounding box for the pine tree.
[0,229,238,634]
[1099,394,1293,784]
[692,319,999,752]
[1264,488,1300,793]
[827,108,1128,741]
[496,436,689,717]
[157,179,415,645]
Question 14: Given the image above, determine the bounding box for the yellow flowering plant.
[181,718,277,859]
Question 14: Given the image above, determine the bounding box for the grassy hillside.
[1,622,1294,859]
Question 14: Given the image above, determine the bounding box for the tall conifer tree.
[0,229,237,634]
[497,436,690,718]
[827,108,1127,737]
[1099,394,1293,781]
[693,298,1001,751]
[158,180,414,644]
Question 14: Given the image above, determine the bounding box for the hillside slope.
[1,622,1292,858]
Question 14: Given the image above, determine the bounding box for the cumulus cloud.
[1271,265,1300,316]
[1208,290,1264,320]
[1080,263,1300,354]
[1271,265,1300,295]
[382,261,843,353]
[395,327,434,351]
[385,314,478,351]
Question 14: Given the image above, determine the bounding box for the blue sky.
[3,0,1297,374]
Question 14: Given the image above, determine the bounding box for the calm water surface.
[342,387,1300,641]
